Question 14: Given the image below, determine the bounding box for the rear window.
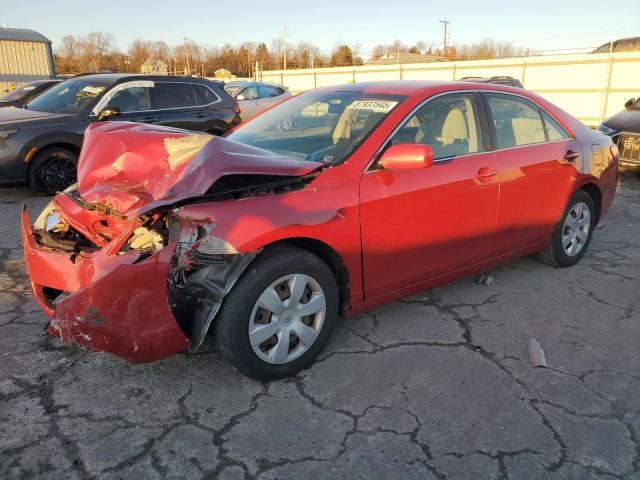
[193,84,219,106]
[258,85,280,98]
[154,83,196,109]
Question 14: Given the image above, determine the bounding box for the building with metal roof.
[0,27,55,95]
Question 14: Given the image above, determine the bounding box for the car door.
[257,85,281,111]
[237,86,260,118]
[151,82,201,131]
[360,92,501,298]
[96,82,155,124]
[482,92,578,253]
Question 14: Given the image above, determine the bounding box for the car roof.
[225,81,284,88]
[23,79,61,87]
[66,73,220,85]
[314,80,523,95]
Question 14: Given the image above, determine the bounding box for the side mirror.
[625,98,635,109]
[97,106,121,121]
[379,143,434,170]
[236,94,245,101]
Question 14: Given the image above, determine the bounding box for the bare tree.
[80,31,115,72]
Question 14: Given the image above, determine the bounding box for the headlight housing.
[598,123,618,136]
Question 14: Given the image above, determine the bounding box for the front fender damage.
[167,215,257,352]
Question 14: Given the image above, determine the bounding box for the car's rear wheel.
[213,245,338,380]
[28,147,78,195]
[537,189,595,267]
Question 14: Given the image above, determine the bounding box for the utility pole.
[439,19,450,56]
[183,37,190,76]
[283,26,287,70]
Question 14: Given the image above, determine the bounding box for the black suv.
[0,74,241,193]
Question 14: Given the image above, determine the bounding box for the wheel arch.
[263,237,351,315]
[578,182,602,224]
[24,141,82,182]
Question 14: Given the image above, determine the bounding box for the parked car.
[599,97,640,168]
[461,76,524,88]
[22,81,618,379]
[0,79,61,108]
[593,37,640,53]
[0,74,241,194]
[224,81,291,118]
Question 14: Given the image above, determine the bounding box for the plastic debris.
[528,338,547,367]
[477,271,495,285]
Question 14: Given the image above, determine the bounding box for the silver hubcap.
[248,274,326,365]
[562,201,591,257]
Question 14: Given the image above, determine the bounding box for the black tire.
[28,147,78,195]
[214,245,339,380]
[537,189,596,267]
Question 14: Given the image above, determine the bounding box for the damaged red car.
[22,81,618,379]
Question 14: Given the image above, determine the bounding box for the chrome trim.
[364,88,575,172]
[91,81,221,117]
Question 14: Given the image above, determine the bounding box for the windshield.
[226,91,405,165]
[26,78,110,114]
[2,84,38,101]
[224,85,244,98]
[632,98,640,110]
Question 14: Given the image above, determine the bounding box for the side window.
[277,87,285,95]
[105,86,151,113]
[541,110,570,141]
[239,86,258,100]
[154,83,196,109]
[192,84,219,106]
[485,93,546,148]
[389,92,482,161]
[258,85,279,98]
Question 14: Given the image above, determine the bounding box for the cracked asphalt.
[1,172,640,480]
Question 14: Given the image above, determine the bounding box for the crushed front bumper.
[21,210,191,363]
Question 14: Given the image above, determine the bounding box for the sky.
[2,0,639,58]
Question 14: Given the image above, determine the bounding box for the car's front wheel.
[537,189,596,267]
[214,245,338,380]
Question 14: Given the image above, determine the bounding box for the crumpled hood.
[77,121,323,216]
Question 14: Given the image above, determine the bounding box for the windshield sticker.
[81,86,106,96]
[348,99,398,113]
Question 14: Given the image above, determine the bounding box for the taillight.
[232,103,241,115]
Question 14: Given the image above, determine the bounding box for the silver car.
[224,82,292,119]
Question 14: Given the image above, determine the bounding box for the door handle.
[139,117,158,124]
[194,112,208,118]
[475,167,498,178]
[561,150,580,164]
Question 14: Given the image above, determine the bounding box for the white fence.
[260,52,640,127]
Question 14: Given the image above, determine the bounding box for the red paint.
[78,121,322,217]
[22,81,618,363]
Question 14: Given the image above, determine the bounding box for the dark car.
[461,76,524,88]
[0,74,241,194]
[0,80,61,108]
[593,37,640,53]
[599,97,640,168]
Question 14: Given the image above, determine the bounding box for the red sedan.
[22,81,618,379]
